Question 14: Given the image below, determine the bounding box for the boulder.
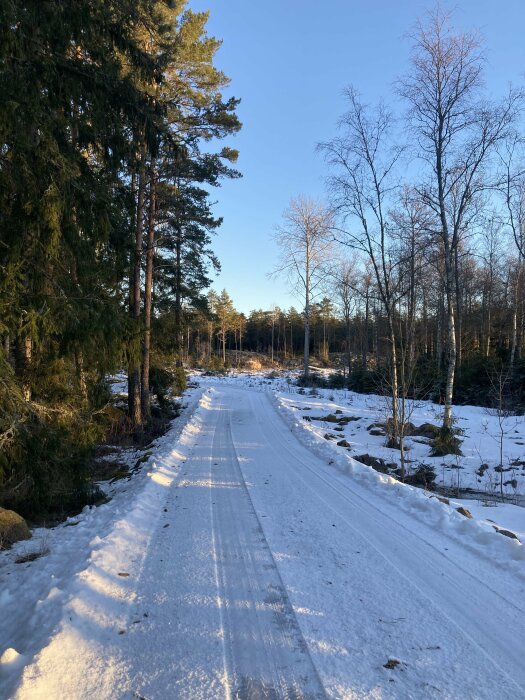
[410,422,440,438]
[0,508,31,548]
[456,506,472,519]
[493,526,520,542]
[355,454,389,473]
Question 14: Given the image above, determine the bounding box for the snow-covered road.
[7,384,525,699]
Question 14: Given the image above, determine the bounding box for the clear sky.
[190,0,525,314]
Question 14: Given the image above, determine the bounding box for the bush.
[328,372,347,389]
[430,427,462,456]
[296,372,327,388]
[0,410,104,519]
[173,366,187,395]
[200,355,227,373]
[149,366,172,407]
[404,464,437,488]
[347,367,383,394]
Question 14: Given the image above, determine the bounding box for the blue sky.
[190,0,525,314]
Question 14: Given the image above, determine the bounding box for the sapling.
[486,366,520,498]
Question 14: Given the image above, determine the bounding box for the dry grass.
[15,536,50,564]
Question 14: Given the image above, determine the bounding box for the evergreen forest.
[0,0,240,517]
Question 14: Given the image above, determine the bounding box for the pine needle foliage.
[0,0,241,517]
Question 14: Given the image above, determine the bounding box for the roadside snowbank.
[272,391,525,581]
[0,386,205,699]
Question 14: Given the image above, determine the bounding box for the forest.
[0,0,240,517]
[1,3,525,518]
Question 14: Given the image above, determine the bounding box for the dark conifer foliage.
[0,1,240,515]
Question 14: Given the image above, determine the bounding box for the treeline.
[181,262,525,410]
[0,1,240,515]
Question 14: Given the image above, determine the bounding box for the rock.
[456,506,472,519]
[434,496,450,505]
[494,527,520,542]
[369,429,385,437]
[323,414,339,423]
[0,508,31,549]
[476,464,489,477]
[410,422,440,438]
[335,409,343,414]
[0,647,25,669]
[384,658,401,670]
[494,465,512,473]
[324,433,337,440]
[337,440,350,448]
[338,415,360,424]
[355,454,389,473]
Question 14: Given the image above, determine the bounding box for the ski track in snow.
[1,378,525,699]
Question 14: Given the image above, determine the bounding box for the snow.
[0,386,204,699]
[1,373,524,699]
[450,498,525,541]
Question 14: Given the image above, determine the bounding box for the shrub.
[173,366,187,395]
[328,372,347,389]
[430,427,462,456]
[296,372,327,388]
[405,464,437,488]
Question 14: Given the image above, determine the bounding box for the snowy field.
[0,373,524,699]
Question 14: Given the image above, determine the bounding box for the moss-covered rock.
[0,508,31,548]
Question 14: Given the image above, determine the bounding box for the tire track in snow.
[244,389,525,696]
[209,396,326,700]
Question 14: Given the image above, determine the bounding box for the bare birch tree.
[319,87,406,456]
[498,136,525,366]
[399,6,520,433]
[272,196,334,380]
[333,258,359,377]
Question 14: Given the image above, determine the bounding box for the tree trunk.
[362,291,369,370]
[175,226,183,365]
[303,246,310,378]
[141,157,156,423]
[436,290,443,371]
[128,152,146,429]
[387,312,399,452]
[22,336,32,402]
[454,245,462,372]
[443,252,457,431]
[303,299,310,378]
[510,263,521,368]
[74,347,88,405]
[345,314,352,377]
